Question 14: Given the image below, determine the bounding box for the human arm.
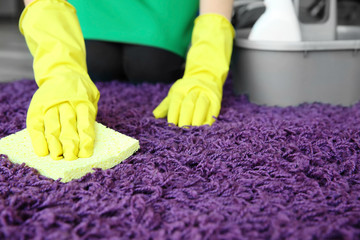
[200,0,234,20]
[153,0,235,126]
[24,0,34,6]
[20,0,100,160]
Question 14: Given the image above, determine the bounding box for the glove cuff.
[19,0,76,35]
[18,0,89,88]
[194,13,235,39]
[183,13,235,87]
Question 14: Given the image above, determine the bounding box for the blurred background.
[232,0,360,29]
[0,0,360,83]
[0,0,33,82]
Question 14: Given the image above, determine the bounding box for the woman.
[21,0,235,160]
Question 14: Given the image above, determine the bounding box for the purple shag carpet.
[0,79,360,240]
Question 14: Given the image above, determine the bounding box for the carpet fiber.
[0,79,360,240]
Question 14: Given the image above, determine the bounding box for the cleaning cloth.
[0,122,139,182]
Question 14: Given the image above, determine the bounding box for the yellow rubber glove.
[153,14,234,127]
[19,0,100,160]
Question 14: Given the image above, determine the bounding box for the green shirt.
[68,1,199,57]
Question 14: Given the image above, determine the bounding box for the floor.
[0,18,33,83]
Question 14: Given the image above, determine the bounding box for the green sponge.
[0,122,140,182]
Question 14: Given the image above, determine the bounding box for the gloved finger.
[153,97,170,119]
[59,102,79,160]
[178,91,199,127]
[76,103,96,158]
[192,92,210,126]
[27,112,49,157]
[205,116,216,126]
[167,92,184,126]
[204,101,221,126]
[44,107,63,160]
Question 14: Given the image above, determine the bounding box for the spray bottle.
[249,0,302,41]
